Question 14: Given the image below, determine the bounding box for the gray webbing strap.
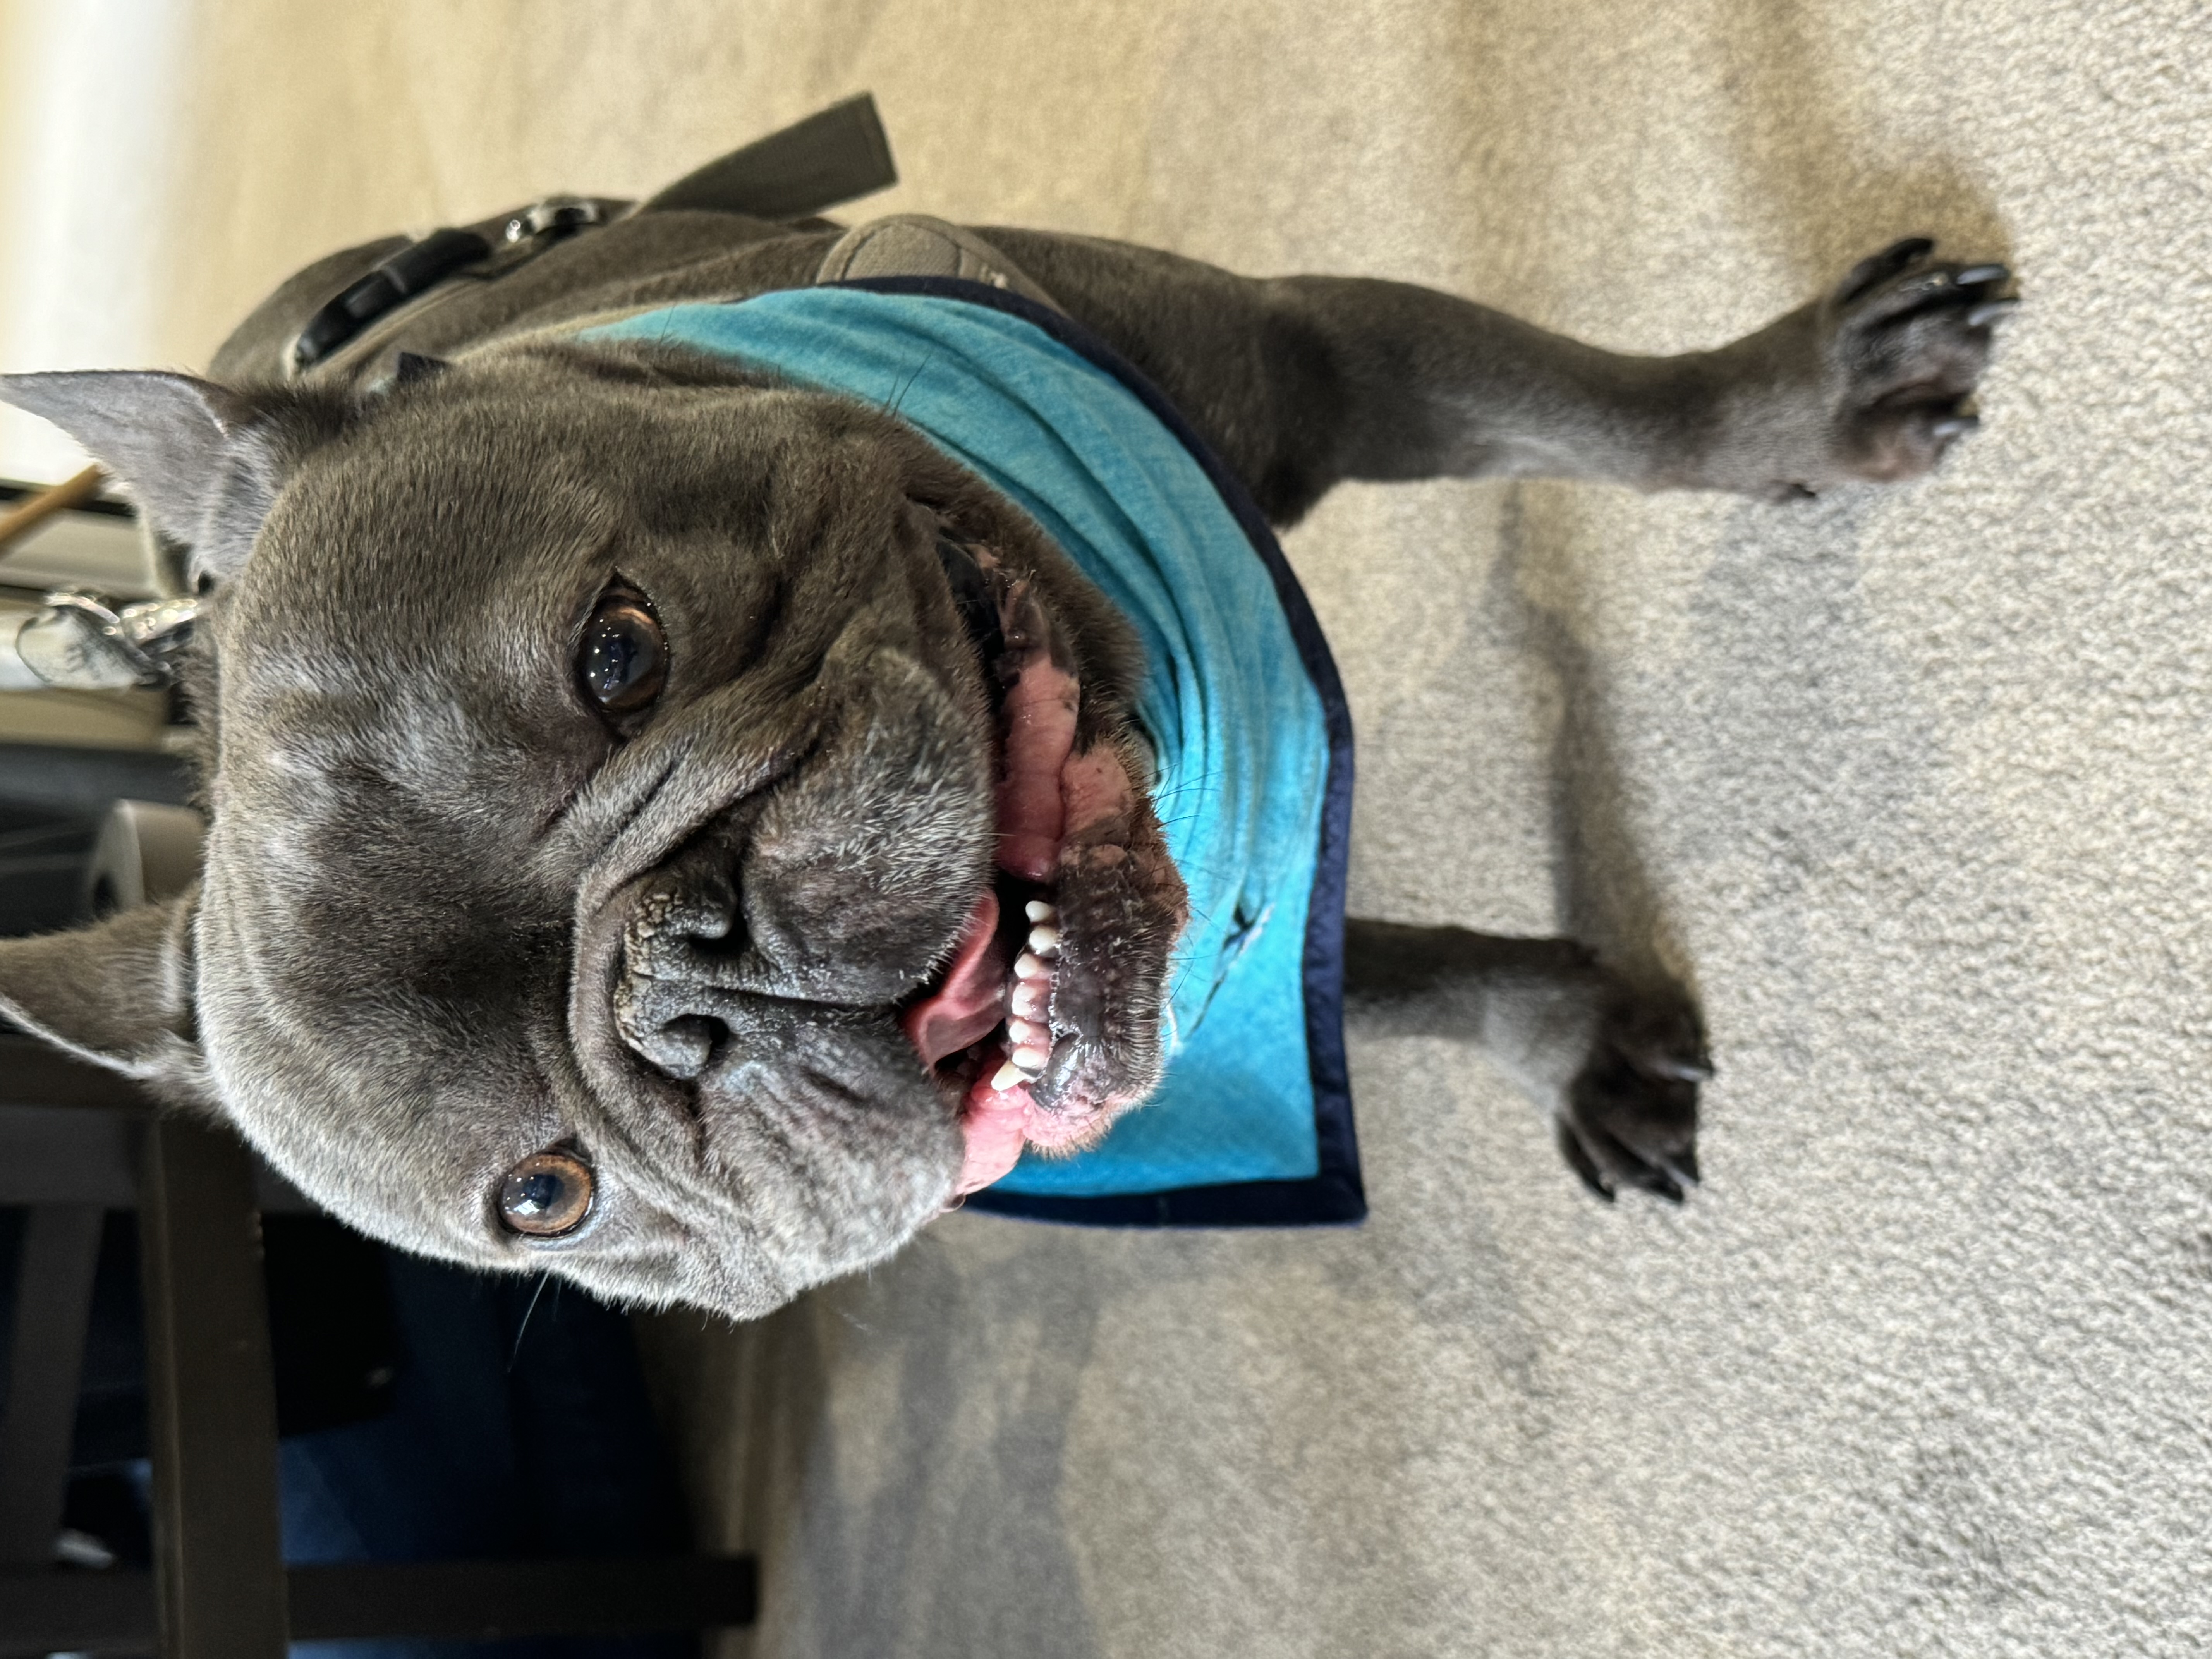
[641,93,897,219]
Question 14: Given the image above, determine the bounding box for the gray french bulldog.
[0,127,2013,1318]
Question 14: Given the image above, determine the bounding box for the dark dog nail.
[1966,298,2020,328]
[1560,1124,1616,1202]
[1954,263,2008,287]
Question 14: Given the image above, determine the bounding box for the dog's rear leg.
[1342,918,1710,1202]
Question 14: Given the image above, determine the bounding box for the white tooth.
[1024,899,1058,924]
[991,1060,1029,1092]
[1015,951,1051,981]
[1027,924,1060,957]
[1007,1016,1046,1048]
[1012,1043,1049,1073]
[1011,982,1049,1020]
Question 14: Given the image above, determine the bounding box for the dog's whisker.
[507,1272,553,1372]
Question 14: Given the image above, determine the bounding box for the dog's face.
[0,343,1186,1317]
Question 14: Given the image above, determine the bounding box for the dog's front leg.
[987,231,2013,524]
[1343,919,1710,1203]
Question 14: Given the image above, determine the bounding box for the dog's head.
[0,342,1186,1317]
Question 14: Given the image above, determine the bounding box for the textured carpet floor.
[6,2,2207,1653]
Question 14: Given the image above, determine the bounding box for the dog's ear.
[0,895,215,1111]
[0,371,335,587]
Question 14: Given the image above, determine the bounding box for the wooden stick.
[0,465,108,555]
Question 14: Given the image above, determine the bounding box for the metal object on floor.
[11,591,200,690]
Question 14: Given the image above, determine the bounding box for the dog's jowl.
[0,112,2013,1319]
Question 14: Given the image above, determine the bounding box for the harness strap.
[292,225,500,371]
[286,93,905,380]
[640,93,896,218]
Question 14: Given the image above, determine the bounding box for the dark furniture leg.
[136,1115,289,1659]
[0,1203,104,1565]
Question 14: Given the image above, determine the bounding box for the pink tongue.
[901,891,1006,1067]
[903,643,1084,1073]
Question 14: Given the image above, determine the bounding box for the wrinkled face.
[172,346,1183,1318]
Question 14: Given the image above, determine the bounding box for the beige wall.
[0,0,191,482]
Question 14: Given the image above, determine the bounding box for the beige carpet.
[5,2,2208,1653]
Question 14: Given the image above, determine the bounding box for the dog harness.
[584,283,1362,1226]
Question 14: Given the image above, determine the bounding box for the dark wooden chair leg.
[0,1203,104,1566]
[137,1115,289,1659]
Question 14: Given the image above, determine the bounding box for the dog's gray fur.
[0,184,2008,1318]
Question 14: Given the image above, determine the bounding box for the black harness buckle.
[291,226,493,371]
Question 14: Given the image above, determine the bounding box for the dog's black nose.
[615,847,747,1080]
[616,986,722,1079]
[611,824,926,1080]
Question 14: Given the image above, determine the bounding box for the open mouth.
[900,536,1155,1194]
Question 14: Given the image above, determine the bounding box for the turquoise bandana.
[584,282,1360,1225]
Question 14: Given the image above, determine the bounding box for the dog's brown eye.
[498,1149,595,1238]
[577,593,666,716]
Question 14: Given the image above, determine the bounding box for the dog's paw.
[1555,980,1709,1204]
[1722,237,2019,498]
[1811,237,2016,485]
